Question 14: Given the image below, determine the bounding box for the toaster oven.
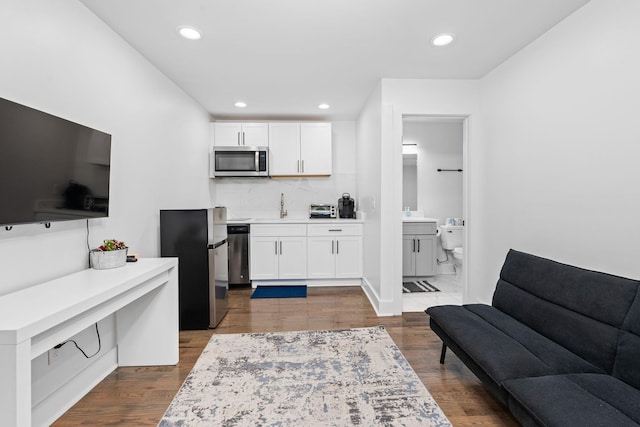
[309,204,337,219]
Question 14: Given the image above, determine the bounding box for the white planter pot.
[90,248,127,270]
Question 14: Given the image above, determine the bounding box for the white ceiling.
[80,0,590,121]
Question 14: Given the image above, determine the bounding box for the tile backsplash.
[214,173,356,219]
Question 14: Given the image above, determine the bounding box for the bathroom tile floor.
[402,274,463,312]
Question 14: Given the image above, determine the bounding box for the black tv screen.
[0,97,111,227]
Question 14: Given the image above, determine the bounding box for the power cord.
[52,222,102,358]
[54,323,102,359]
[86,219,91,266]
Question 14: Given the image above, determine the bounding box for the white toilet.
[440,224,464,280]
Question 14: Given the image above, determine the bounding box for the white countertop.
[229,217,434,224]
[228,217,363,224]
[402,216,438,223]
[0,258,178,345]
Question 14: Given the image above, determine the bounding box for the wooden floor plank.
[53,286,517,426]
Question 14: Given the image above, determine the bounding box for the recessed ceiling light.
[234,101,247,108]
[431,33,455,47]
[318,103,330,110]
[177,26,202,40]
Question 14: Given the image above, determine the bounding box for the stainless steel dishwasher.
[227,224,250,285]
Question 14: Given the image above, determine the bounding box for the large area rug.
[159,326,451,426]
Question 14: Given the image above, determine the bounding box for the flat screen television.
[0,97,111,227]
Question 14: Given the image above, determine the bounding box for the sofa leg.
[440,343,447,364]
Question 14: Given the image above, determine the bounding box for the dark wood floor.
[54,286,517,426]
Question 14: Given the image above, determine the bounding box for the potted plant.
[90,239,128,270]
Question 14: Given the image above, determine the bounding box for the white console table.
[0,258,179,427]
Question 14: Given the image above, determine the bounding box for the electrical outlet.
[48,347,61,365]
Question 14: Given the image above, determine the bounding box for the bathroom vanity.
[402,217,438,277]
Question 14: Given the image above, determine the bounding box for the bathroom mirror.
[402,152,417,211]
[401,119,463,221]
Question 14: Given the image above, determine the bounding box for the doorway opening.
[400,115,467,312]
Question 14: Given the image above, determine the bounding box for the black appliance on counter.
[338,193,356,218]
[160,208,228,329]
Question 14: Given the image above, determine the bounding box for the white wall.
[214,121,357,219]
[403,121,463,223]
[356,83,384,311]
[475,0,640,301]
[0,0,210,424]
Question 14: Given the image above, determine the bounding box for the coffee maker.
[338,193,356,219]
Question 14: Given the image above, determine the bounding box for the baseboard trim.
[306,278,362,287]
[252,278,362,288]
[361,278,398,316]
[360,277,381,315]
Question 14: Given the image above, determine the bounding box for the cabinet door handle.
[275,241,278,255]
[328,229,342,232]
[302,159,304,173]
[297,160,300,173]
[332,240,334,254]
[412,239,415,252]
[417,239,420,253]
[242,131,245,145]
[336,240,339,254]
[279,240,282,255]
[237,132,241,146]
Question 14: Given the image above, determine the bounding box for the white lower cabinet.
[277,236,307,279]
[306,237,334,279]
[307,224,362,279]
[403,222,437,277]
[250,222,363,282]
[333,235,363,278]
[249,236,279,279]
[250,225,307,280]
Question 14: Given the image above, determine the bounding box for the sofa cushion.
[613,290,640,389]
[464,304,604,375]
[427,305,601,387]
[504,374,640,426]
[493,249,639,373]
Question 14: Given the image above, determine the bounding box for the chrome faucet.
[280,193,288,219]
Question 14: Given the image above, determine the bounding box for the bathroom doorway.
[401,115,466,312]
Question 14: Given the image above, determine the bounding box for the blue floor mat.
[250,285,307,299]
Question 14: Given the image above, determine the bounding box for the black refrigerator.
[160,208,228,329]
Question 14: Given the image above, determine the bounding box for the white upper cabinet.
[269,122,332,176]
[212,122,268,147]
[300,123,332,176]
[268,123,300,175]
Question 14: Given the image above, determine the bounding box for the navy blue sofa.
[427,249,640,426]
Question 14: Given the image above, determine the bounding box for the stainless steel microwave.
[210,146,269,177]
